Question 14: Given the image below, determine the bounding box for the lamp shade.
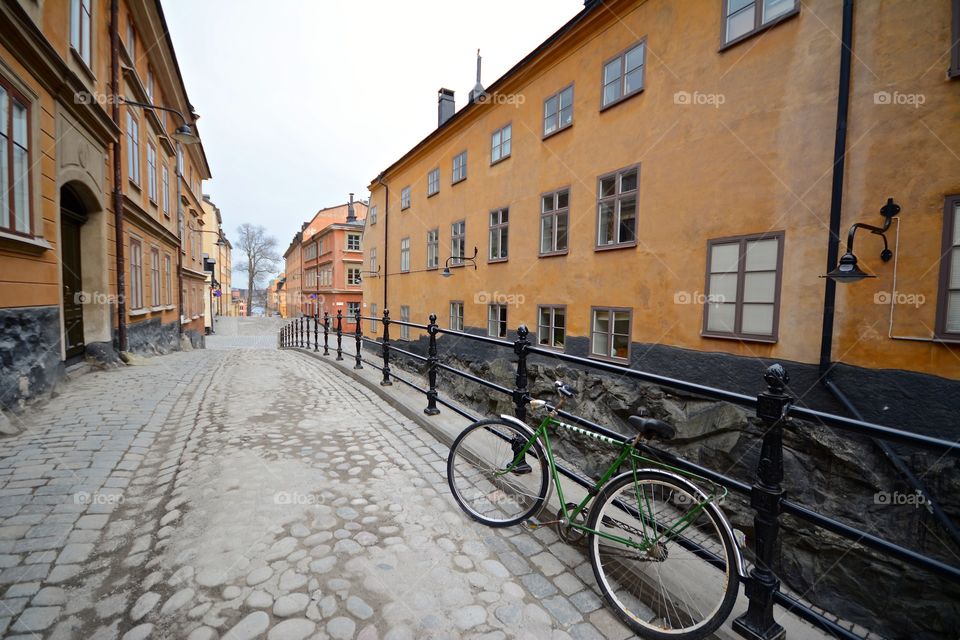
[824,252,875,283]
[173,124,201,145]
[441,266,452,278]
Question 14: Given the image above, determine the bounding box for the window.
[318,236,326,254]
[427,229,439,269]
[399,306,410,340]
[427,168,440,196]
[449,301,464,331]
[400,237,410,272]
[305,268,317,288]
[488,304,507,338]
[538,306,566,350]
[147,143,157,202]
[488,208,509,261]
[952,0,960,78]
[70,0,92,66]
[164,253,172,305]
[937,197,960,336]
[150,248,160,307]
[347,233,361,251]
[451,221,466,265]
[491,124,511,163]
[723,0,798,46]
[541,188,569,255]
[126,17,136,61]
[452,151,467,184]
[182,287,187,317]
[130,238,143,310]
[146,68,154,103]
[161,164,170,216]
[597,165,639,248]
[369,247,377,274]
[602,41,646,108]
[347,301,361,321]
[126,112,140,185]
[591,308,631,360]
[304,242,317,260]
[0,82,31,235]
[370,303,378,333]
[347,267,362,286]
[703,232,783,341]
[370,205,377,225]
[543,85,574,137]
[401,186,411,210]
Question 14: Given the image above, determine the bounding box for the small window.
[703,232,784,341]
[427,168,440,196]
[591,307,631,360]
[451,220,466,265]
[722,0,798,47]
[597,165,639,248]
[452,151,467,184]
[491,124,512,164]
[370,205,377,225]
[126,112,140,185]
[538,306,566,350]
[70,0,92,66]
[952,0,960,78]
[602,41,646,108]
[401,186,411,210]
[370,303,379,333]
[347,301,361,321]
[399,306,410,340]
[449,301,464,331]
[543,85,574,137]
[150,248,160,307]
[937,196,960,337]
[488,304,507,338]
[346,267,362,286]
[347,233,361,251]
[488,208,509,262]
[130,237,143,310]
[427,229,439,269]
[0,82,32,235]
[146,67,154,103]
[161,164,170,217]
[400,237,410,272]
[147,142,157,202]
[369,246,377,274]
[164,253,172,305]
[126,17,136,61]
[540,188,569,255]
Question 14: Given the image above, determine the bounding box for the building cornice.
[122,195,181,248]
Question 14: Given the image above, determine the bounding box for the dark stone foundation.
[0,306,65,413]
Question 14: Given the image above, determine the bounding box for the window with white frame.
[305,268,317,288]
[723,0,798,45]
[347,301,361,320]
[602,41,646,107]
[147,142,157,202]
[488,304,507,338]
[370,303,378,333]
[400,237,410,272]
[427,168,440,196]
[161,164,170,216]
[370,205,377,225]
[164,253,172,305]
[488,208,509,261]
[452,151,467,183]
[540,188,569,255]
[126,112,140,185]
[150,248,160,307]
[401,186,411,210]
[451,221,465,265]
[347,233,361,251]
[449,301,464,331]
[304,242,317,260]
[591,307,631,360]
[427,229,439,269]
[597,165,639,247]
[70,0,92,66]
[491,124,511,163]
[400,305,410,340]
[0,82,32,235]
[126,17,136,61]
[347,266,362,286]
[938,196,960,337]
[543,85,573,136]
[369,246,377,274]
[130,238,143,309]
[146,68,154,103]
[538,306,566,350]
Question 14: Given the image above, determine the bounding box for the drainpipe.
[110,0,127,352]
[376,172,389,310]
[818,0,854,378]
[176,141,184,336]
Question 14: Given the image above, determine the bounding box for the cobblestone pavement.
[0,327,632,639]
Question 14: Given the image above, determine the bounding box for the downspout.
[176,142,184,335]
[110,0,127,352]
[377,172,389,310]
[818,0,960,548]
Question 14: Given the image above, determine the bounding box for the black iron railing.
[278,310,960,640]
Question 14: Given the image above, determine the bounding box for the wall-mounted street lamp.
[441,247,479,278]
[120,98,201,145]
[823,198,900,283]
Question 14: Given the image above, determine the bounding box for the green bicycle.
[447,380,744,640]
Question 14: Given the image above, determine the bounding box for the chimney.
[438,88,455,127]
[469,49,486,103]
[346,193,356,223]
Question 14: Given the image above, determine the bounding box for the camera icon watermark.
[873,291,925,308]
[674,91,726,108]
[474,291,525,307]
[874,491,928,508]
[674,291,726,305]
[74,291,123,305]
[273,491,324,506]
[873,91,925,108]
[474,91,526,108]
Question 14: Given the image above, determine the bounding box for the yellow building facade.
[364,0,960,425]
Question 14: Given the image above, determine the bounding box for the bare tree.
[234,224,279,316]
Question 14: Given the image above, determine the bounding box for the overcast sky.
[162,0,584,276]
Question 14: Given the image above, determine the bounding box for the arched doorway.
[60,185,87,362]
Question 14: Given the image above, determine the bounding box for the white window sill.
[130,309,149,317]
[164,305,175,311]
[150,306,165,312]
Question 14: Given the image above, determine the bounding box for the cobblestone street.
[0,319,631,640]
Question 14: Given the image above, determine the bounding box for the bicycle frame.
[497,412,728,551]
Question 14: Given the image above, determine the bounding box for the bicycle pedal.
[521,519,541,531]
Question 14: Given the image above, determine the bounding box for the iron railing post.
[354,310,363,369]
[323,312,330,356]
[281,324,285,348]
[732,363,791,640]
[380,309,393,386]
[424,313,440,415]
[314,314,319,352]
[513,324,530,422]
[336,309,344,361]
[299,316,303,347]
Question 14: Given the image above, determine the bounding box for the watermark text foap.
[873,91,925,109]
[474,291,525,307]
[674,291,726,305]
[874,491,929,509]
[74,490,124,506]
[873,291,925,308]
[474,91,526,109]
[273,491,324,506]
[75,291,124,305]
[674,91,725,108]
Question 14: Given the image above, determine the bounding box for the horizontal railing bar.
[772,591,863,640]
[384,343,428,363]
[435,326,514,348]
[436,362,513,396]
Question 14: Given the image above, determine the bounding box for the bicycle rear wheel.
[587,470,739,640]
[447,418,549,527]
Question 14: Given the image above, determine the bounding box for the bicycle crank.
[556,503,589,545]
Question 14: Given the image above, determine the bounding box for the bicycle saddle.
[554,380,577,398]
[628,415,676,440]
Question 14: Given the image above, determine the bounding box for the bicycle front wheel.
[447,418,549,527]
[587,471,739,640]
